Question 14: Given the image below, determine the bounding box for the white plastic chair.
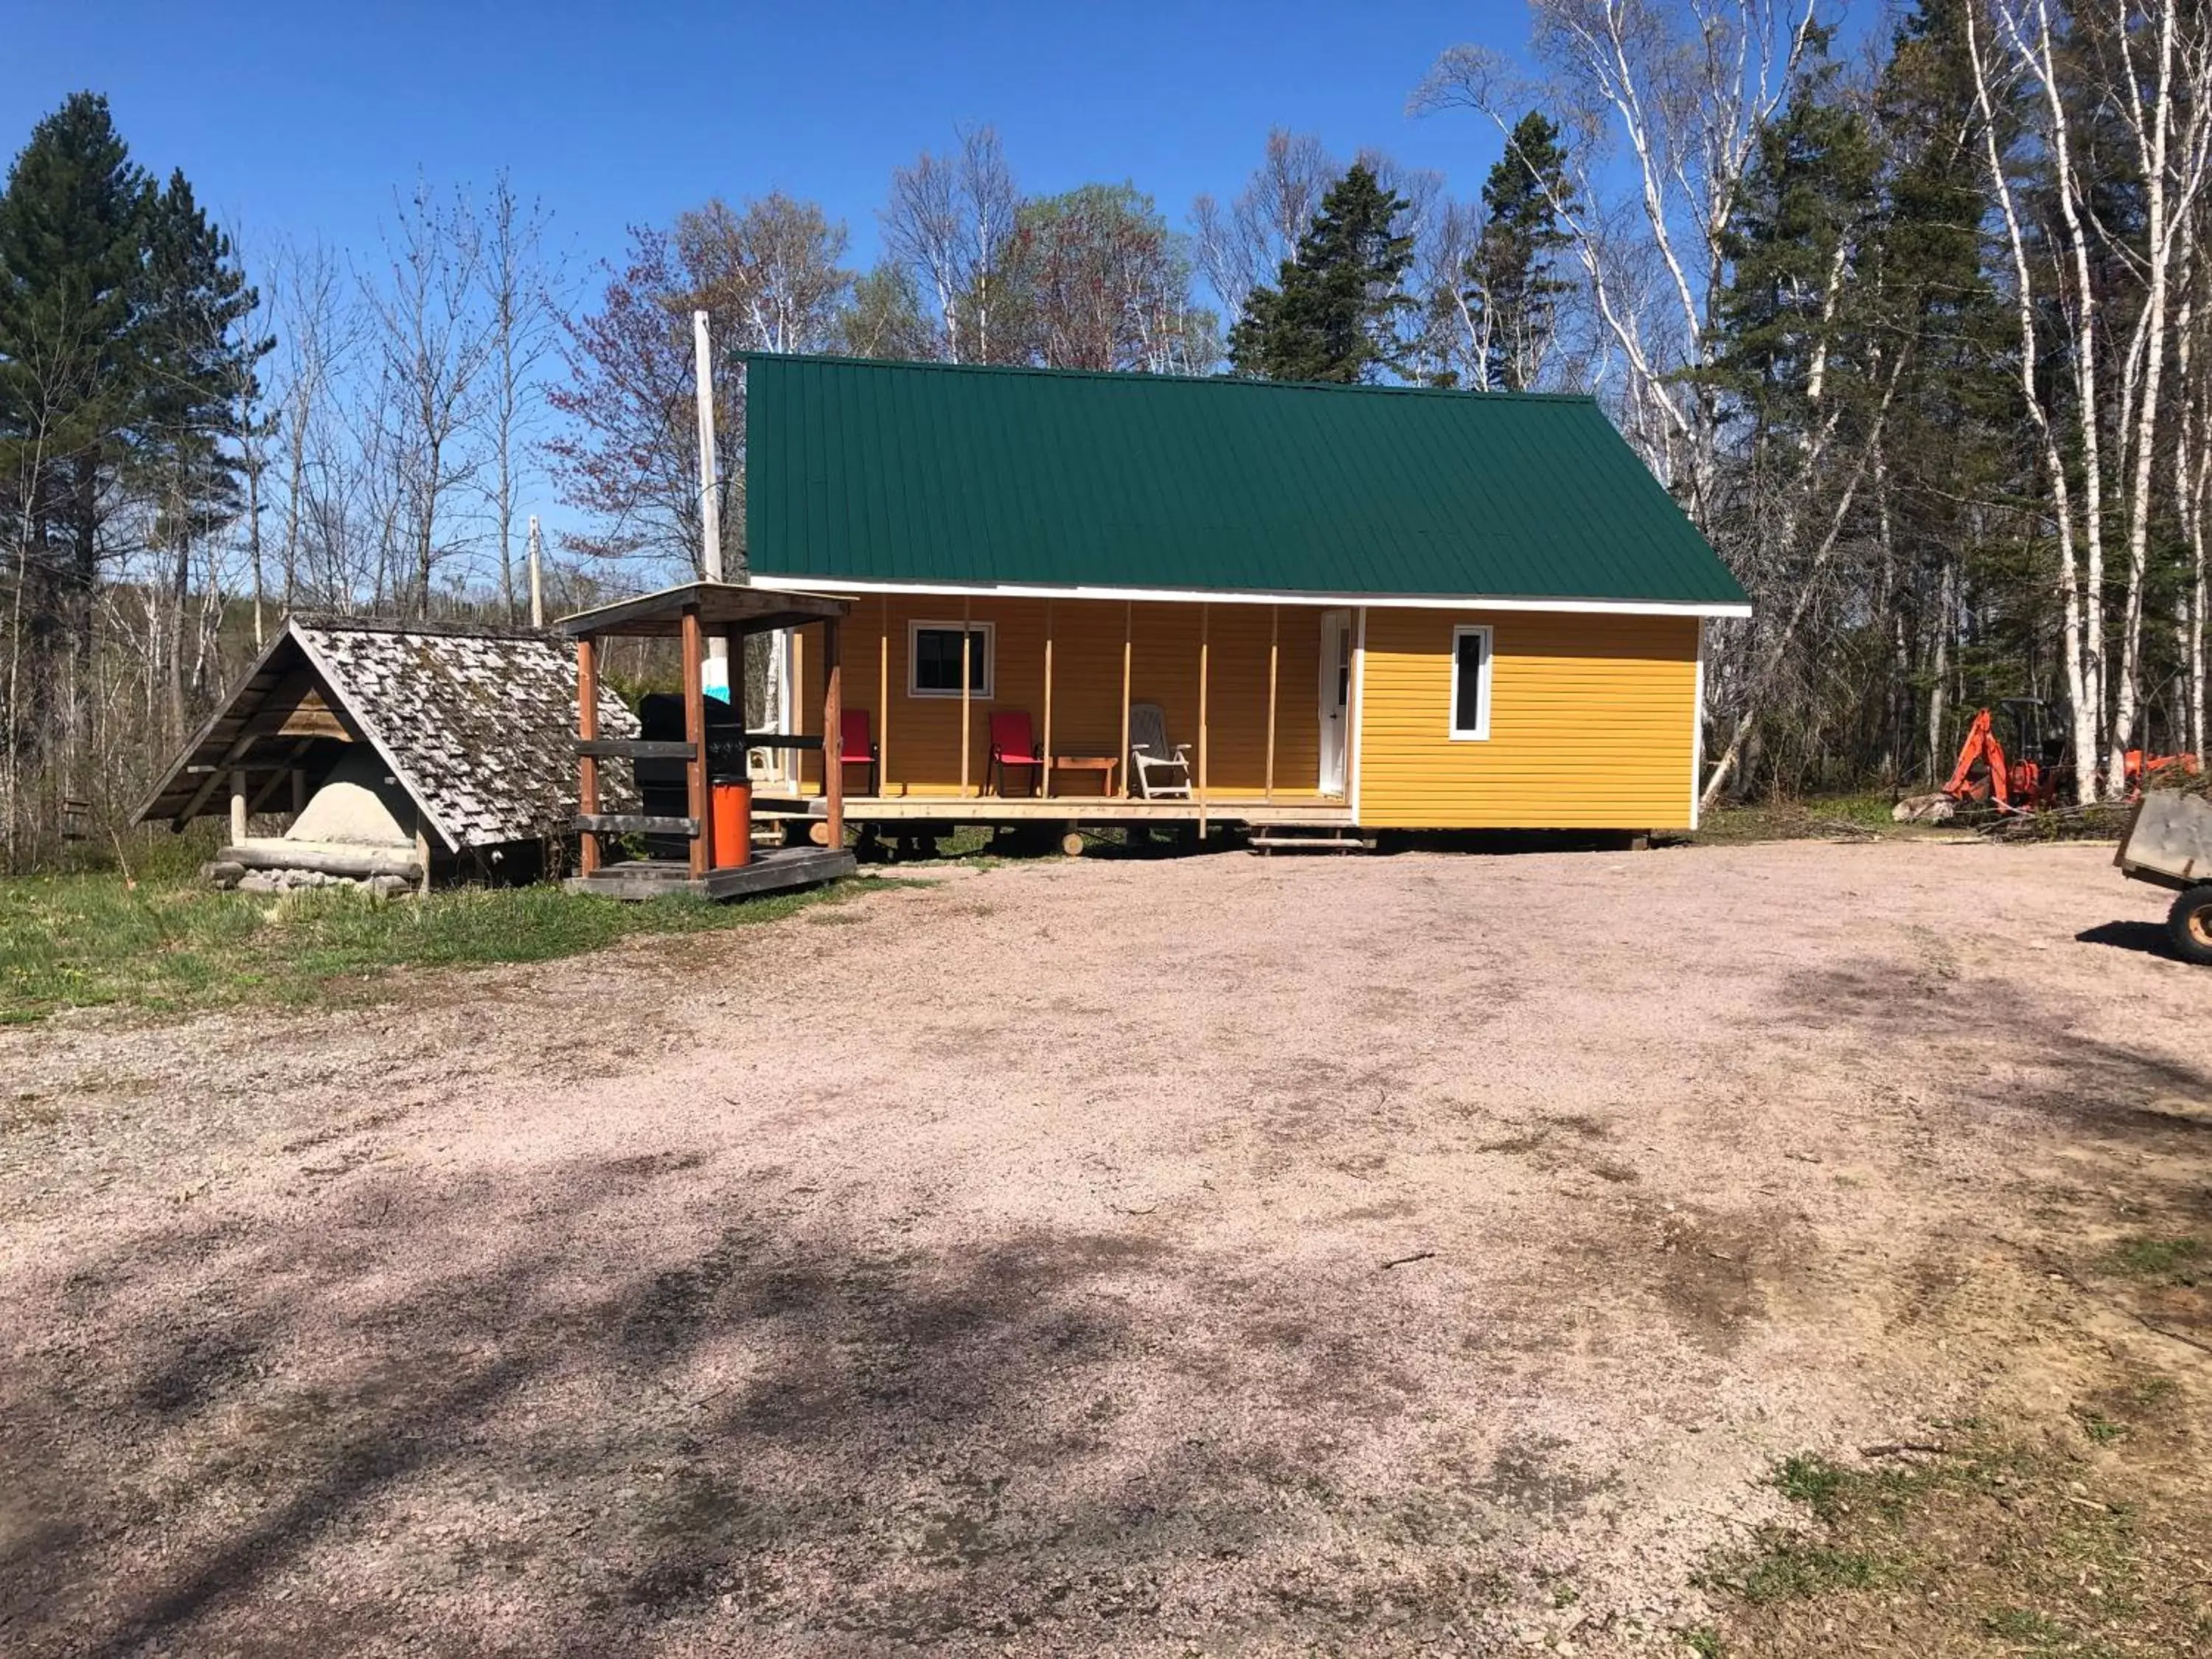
[1127,702,1194,799]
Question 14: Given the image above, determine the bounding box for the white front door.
[1318,609,1351,796]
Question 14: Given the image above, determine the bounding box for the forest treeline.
[2,0,2208,868]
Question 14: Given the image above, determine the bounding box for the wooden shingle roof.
[136,617,639,851]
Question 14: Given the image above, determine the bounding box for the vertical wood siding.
[1356,608,1700,830]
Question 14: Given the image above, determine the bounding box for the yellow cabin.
[734,354,1747,845]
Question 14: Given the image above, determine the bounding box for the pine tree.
[1227,164,1414,383]
[1464,112,1574,392]
[136,170,270,733]
[0,92,152,652]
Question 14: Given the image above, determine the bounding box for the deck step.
[1248,829,1375,855]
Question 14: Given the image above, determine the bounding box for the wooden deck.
[565,845,857,902]
[750,793,1355,829]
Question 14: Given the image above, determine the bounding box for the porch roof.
[555,580,848,639]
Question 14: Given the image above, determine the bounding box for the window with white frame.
[1449,625,1492,740]
[908,620,993,698]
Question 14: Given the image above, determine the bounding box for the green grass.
[2103,1236,2204,1286]
[1692,792,1934,845]
[0,872,861,1023]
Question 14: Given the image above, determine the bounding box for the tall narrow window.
[1450,625,1492,740]
[908,621,992,698]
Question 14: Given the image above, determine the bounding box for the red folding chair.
[987,710,1045,796]
[840,708,879,796]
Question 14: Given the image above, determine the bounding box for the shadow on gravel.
[0,1157,1369,1657]
[2074,918,2180,959]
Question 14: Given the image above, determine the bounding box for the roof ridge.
[739,351,1601,403]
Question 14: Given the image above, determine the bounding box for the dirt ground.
[1,840,2206,1657]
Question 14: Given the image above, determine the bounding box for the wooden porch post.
[1041,598,1054,799]
[1265,604,1279,803]
[681,605,710,877]
[1197,602,1210,839]
[229,768,248,844]
[1119,600,1133,798]
[877,592,891,798]
[959,594,973,796]
[577,635,602,874]
[823,617,844,848]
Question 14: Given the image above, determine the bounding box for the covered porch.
[762,591,1358,838]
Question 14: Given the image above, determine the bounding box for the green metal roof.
[742,354,1748,610]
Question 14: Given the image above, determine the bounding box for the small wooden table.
[1048,754,1118,796]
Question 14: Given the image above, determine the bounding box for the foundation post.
[229,768,248,844]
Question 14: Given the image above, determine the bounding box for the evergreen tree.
[1227,164,1414,382]
[136,170,270,731]
[1464,112,1574,392]
[0,92,152,649]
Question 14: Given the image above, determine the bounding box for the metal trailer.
[2115,789,2212,964]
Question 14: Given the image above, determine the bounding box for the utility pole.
[693,309,730,701]
[526,515,544,628]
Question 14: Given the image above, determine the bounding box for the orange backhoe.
[1899,698,2199,822]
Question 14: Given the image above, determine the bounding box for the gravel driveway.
[1,841,2205,1655]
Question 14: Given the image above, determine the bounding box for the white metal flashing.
[749,571,1753,620]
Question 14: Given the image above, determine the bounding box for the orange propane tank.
[710,780,752,869]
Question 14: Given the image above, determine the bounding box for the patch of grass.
[1680,1627,1725,1658]
[2103,1236,2204,1286]
[0,872,863,1023]
[1771,1454,1850,1520]
[1703,1423,2209,1657]
[1693,792,1939,845]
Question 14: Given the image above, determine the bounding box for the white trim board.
[749,571,1752,621]
[1691,619,1708,831]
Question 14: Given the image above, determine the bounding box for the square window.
[909,622,992,698]
[1450,625,1492,740]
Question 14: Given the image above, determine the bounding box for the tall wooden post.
[823,617,844,849]
[1119,601,1133,798]
[877,592,891,799]
[577,636,602,874]
[1265,605,1279,802]
[1197,603,1211,839]
[1041,599,1054,799]
[681,605,710,878]
[959,594,973,796]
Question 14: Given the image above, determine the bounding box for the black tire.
[2168,885,2212,966]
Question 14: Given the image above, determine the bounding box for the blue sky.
[4,0,1531,288]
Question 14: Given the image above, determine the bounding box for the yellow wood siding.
[1356,608,1700,830]
[794,595,1325,799]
